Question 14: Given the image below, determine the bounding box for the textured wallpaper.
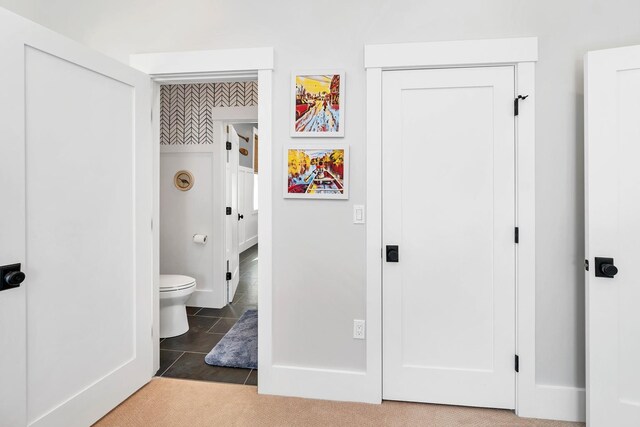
[160,81,258,145]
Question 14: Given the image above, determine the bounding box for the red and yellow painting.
[292,72,344,136]
[285,147,348,199]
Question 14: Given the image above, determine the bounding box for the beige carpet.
[95,378,585,427]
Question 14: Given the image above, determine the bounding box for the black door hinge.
[514,95,529,116]
[226,272,232,281]
[226,207,232,215]
[226,141,232,150]
[515,354,519,373]
[514,227,519,244]
[584,259,589,271]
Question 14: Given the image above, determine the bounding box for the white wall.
[5,0,640,395]
[233,123,257,169]
[160,145,226,308]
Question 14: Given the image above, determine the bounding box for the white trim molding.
[364,38,585,423]
[364,37,538,69]
[129,49,273,395]
[130,47,274,77]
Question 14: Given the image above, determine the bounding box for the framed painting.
[291,71,345,137]
[284,145,349,199]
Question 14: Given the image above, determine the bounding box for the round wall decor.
[174,170,194,191]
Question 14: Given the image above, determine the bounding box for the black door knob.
[386,245,399,262]
[238,214,244,220]
[600,263,618,277]
[0,263,25,291]
[5,271,26,286]
[595,257,618,278]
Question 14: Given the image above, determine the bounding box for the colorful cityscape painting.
[285,146,349,199]
[292,72,345,137]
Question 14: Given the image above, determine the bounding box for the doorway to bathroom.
[154,81,260,386]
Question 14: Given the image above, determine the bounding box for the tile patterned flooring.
[156,245,258,386]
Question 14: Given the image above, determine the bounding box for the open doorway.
[155,82,259,386]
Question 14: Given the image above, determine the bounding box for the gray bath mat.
[205,309,257,369]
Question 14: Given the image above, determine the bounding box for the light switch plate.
[353,205,365,224]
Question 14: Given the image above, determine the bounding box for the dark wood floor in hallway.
[156,245,258,385]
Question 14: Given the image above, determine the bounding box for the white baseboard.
[258,365,380,404]
[187,289,224,309]
[240,236,258,253]
[518,384,585,423]
[258,364,584,423]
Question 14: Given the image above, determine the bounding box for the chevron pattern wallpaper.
[160,81,258,145]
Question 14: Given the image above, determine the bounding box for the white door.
[585,45,640,427]
[238,167,258,253]
[225,124,240,302]
[382,67,516,409]
[238,170,247,249]
[0,8,153,427]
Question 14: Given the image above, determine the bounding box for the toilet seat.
[160,274,196,292]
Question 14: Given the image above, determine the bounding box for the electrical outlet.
[353,319,366,340]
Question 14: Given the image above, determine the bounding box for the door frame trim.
[130,48,273,394]
[365,38,548,418]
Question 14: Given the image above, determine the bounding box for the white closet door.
[585,44,640,427]
[0,8,153,426]
[382,66,516,409]
[225,125,240,302]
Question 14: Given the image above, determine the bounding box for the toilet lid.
[160,274,196,291]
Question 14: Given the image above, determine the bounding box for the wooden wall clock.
[174,170,194,191]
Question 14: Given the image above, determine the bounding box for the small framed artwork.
[284,145,349,199]
[291,71,345,137]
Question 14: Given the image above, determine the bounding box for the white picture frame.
[284,144,349,199]
[290,71,345,137]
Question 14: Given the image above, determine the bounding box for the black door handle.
[238,213,244,220]
[595,257,618,278]
[0,263,26,292]
[386,245,399,262]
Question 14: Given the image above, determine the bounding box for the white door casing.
[382,66,516,409]
[238,167,258,253]
[0,8,152,427]
[225,124,240,302]
[585,44,640,427]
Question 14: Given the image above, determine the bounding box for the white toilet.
[159,274,197,338]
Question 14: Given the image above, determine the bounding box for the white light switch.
[353,205,365,224]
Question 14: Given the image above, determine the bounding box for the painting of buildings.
[285,146,348,199]
[292,73,344,137]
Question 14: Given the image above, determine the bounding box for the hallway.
[95,378,585,427]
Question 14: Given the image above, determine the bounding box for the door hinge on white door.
[514,227,519,244]
[515,354,520,373]
[514,95,529,116]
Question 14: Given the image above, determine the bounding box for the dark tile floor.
[156,245,258,386]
